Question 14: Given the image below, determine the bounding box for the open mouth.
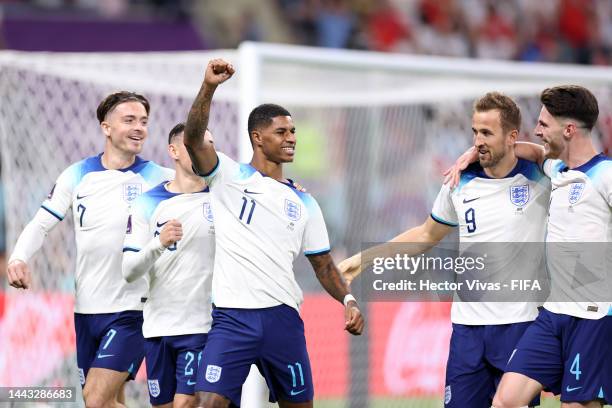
[282,146,295,154]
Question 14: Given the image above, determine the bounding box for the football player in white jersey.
[7,92,174,407]
[340,92,550,407]
[182,59,364,408]
[491,86,611,407]
[122,123,214,408]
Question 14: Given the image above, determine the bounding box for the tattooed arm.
[184,58,235,175]
[307,252,365,335]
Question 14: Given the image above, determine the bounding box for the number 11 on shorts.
[287,362,304,388]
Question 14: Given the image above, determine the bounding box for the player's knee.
[492,393,527,408]
[173,396,195,408]
[83,391,109,408]
[195,391,230,408]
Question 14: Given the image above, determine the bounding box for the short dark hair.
[473,92,521,133]
[96,91,150,123]
[540,85,599,130]
[247,103,292,136]
[168,122,185,144]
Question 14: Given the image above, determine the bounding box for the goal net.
[1,43,611,407]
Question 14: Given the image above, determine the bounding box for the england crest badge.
[123,183,142,203]
[206,365,222,383]
[284,199,301,221]
[510,184,529,207]
[444,385,452,404]
[568,183,585,204]
[148,379,160,397]
[203,202,214,222]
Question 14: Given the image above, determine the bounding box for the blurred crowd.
[3,0,610,65]
[274,0,612,65]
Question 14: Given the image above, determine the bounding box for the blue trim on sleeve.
[565,153,610,174]
[137,161,173,185]
[41,205,64,221]
[134,182,181,221]
[122,247,141,253]
[583,154,612,181]
[237,163,257,180]
[304,247,331,256]
[199,154,220,178]
[457,158,544,190]
[430,213,458,227]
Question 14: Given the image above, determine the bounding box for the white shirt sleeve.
[430,184,459,226]
[9,164,78,263]
[302,195,331,256]
[9,209,61,263]
[41,163,79,220]
[200,152,240,187]
[542,159,563,179]
[122,197,164,283]
[594,163,612,206]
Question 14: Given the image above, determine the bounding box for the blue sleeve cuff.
[430,213,458,227]
[304,247,331,256]
[41,205,64,221]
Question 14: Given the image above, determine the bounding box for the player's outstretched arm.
[307,253,365,335]
[515,141,545,167]
[338,217,452,285]
[122,219,182,283]
[7,209,62,289]
[184,59,235,176]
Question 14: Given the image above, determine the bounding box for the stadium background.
[0,0,611,407]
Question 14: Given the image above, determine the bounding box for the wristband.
[343,294,356,306]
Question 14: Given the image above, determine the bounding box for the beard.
[543,140,563,159]
[478,150,503,168]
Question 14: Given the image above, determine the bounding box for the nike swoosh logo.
[187,380,196,386]
[97,353,114,359]
[76,194,89,199]
[290,389,306,396]
[156,221,168,228]
[566,386,582,392]
[463,197,480,203]
[243,189,262,194]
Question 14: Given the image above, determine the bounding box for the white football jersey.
[542,154,612,319]
[201,152,330,311]
[123,182,215,338]
[431,159,550,325]
[41,154,174,313]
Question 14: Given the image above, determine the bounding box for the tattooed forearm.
[308,253,350,304]
[184,84,216,148]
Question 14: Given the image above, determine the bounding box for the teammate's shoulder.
[58,154,106,186]
[511,158,546,182]
[461,161,486,178]
[582,154,612,180]
[285,180,320,210]
[456,162,485,190]
[131,182,177,219]
[132,159,174,184]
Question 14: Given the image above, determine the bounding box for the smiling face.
[534,106,566,159]
[101,101,148,155]
[253,115,296,164]
[472,109,515,168]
